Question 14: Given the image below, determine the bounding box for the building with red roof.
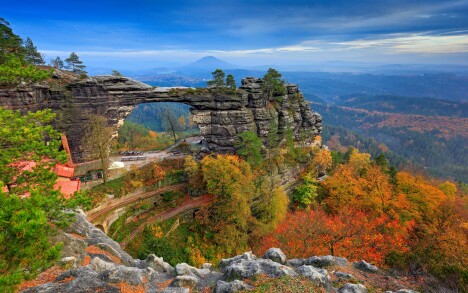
[55,164,75,178]
[3,134,81,198]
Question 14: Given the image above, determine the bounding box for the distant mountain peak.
[198,56,219,61]
[186,56,236,70]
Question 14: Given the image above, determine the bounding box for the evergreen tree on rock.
[50,56,64,69]
[0,18,23,62]
[23,37,44,65]
[262,68,286,98]
[226,74,236,93]
[207,68,225,88]
[65,52,86,75]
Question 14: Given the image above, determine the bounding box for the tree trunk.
[100,147,108,185]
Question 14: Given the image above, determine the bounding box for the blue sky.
[3,0,468,69]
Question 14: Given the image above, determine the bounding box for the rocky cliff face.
[20,212,420,293]
[0,75,322,162]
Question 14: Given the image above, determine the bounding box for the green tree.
[81,114,114,184]
[0,108,86,291]
[22,37,44,65]
[235,131,263,168]
[251,176,289,236]
[262,68,286,98]
[0,18,23,62]
[0,108,67,193]
[50,56,64,69]
[225,74,236,93]
[293,173,318,207]
[207,68,225,88]
[162,109,182,142]
[111,70,122,76]
[0,54,51,86]
[65,52,86,75]
[374,153,388,169]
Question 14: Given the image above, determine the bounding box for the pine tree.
[226,74,236,93]
[65,52,86,75]
[0,18,23,62]
[262,68,286,98]
[206,68,225,88]
[23,37,44,65]
[50,56,64,69]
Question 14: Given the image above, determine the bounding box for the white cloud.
[332,34,468,53]
[40,33,468,68]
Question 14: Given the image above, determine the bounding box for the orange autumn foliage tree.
[395,172,448,221]
[312,148,332,174]
[321,159,409,216]
[256,207,409,265]
[257,148,467,289]
[320,164,367,212]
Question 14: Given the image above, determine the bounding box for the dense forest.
[332,94,468,117]
[309,95,468,181]
[126,102,192,132]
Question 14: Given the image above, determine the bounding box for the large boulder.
[223,258,297,281]
[305,255,348,267]
[170,275,199,289]
[89,257,157,286]
[218,251,257,269]
[263,248,287,264]
[286,258,305,268]
[354,260,378,273]
[139,254,175,275]
[296,265,332,291]
[215,280,253,293]
[334,271,353,279]
[174,263,222,289]
[338,283,368,293]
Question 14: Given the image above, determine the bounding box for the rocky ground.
[19,212,422,293]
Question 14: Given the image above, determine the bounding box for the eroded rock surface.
[21,213,419,292]
[0,75,322,162]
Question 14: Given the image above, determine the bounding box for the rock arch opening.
[118,102,201,152]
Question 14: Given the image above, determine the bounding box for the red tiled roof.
[4,160,79,198]
[54,180,80,198]
[55,164,75,178]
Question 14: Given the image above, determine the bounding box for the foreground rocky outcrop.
[20,212,421,293]
[0,73,322,162]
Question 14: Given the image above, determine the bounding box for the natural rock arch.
[0,75,322,162]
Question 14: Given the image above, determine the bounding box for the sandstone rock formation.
[20,212,420,293]
[0,74,322,162]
